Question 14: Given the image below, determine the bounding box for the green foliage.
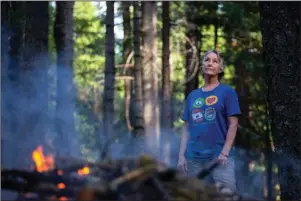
[168,3,188,133]
[201,25,227,53]
[71,2,129,157]
[72,2,106,157]
[218,2,268,150]
[75,112,99,160]
[73,2,105,89]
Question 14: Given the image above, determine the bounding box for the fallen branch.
[115,64,134,68]
[2,180,75,197]
[109,164,157,190]
[2,169,85,187]
[54,156,114,171]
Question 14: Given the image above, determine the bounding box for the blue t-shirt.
[181,84,241,161]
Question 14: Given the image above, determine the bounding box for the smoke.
[1,24,81,172]
[1,35,82,199]
[106,129,181,166]
[55,64,81,158]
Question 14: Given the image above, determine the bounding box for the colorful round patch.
[205,95,218,106]
[193,98,205,108]
[205,107,216,121]
[191,109,204,123]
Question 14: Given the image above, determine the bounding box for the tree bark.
[184,5,199,98]
[2,2,26,170]
[1,1,11,168]
[142,1,160,154]
[213,2,219,50]
[1,1,9,76]
[102,1,115,158]
[15,2,49,170]
[162,1,172,132]
[162,1,172,164]
[234,59,252,195]
[8,2,49,169]
[234,59,251,149]
[132,2,144,137]
[259,2,300,200]
[214,15,218,49]
[54,1,80,157]
[122,1,133,132]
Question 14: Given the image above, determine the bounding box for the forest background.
[1,1,300,201]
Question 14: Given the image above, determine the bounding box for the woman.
[178,50,241,192]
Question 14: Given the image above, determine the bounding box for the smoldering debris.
[1,154,262,201]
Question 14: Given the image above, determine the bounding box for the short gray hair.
[201,50,225,72]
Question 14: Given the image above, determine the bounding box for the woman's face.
[202,52,222,77]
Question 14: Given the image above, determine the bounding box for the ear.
[200,65,205,72]
[219,66,224,73]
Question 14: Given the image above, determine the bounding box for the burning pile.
[1,145,250,201]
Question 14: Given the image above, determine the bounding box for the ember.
[58,196,68,201]
[77,166,90,176]
[57,170,63,175]
[57,183,66,189]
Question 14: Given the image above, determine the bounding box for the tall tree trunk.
[1,1,9,79]
[214,17,218,49]
[54,1,79,157]
[184,10,199,98]
[1,1,11,169]
[214,26,218,49]
[122,1,133,132]
[162,1,172,164]
[1,3,19,197]
[142,1,160,154]
[133,2,144,137]
[234,59,251,149]
[260,2,300,200]
[234,59,252,195]
[15,1,49,170]
[213,2,219,50]
[3,2,25,170]
[265,102,273,201]
[162,1,172,132]
[102,1,115,159]
[25,0,50,159]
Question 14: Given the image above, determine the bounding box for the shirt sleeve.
[181,95,190,122]
[225,88,241,117]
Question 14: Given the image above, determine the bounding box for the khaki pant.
[187,158,237,192]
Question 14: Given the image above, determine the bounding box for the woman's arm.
[179,122,189,158]
[221,116,239,156]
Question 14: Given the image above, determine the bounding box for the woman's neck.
[203,75,219,87]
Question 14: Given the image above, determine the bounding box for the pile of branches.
[2,155,255,201]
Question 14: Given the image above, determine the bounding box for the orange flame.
[31,145,93,201]
[77,166,90,176]
[32,145,54,172]
[32,145,91,176]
